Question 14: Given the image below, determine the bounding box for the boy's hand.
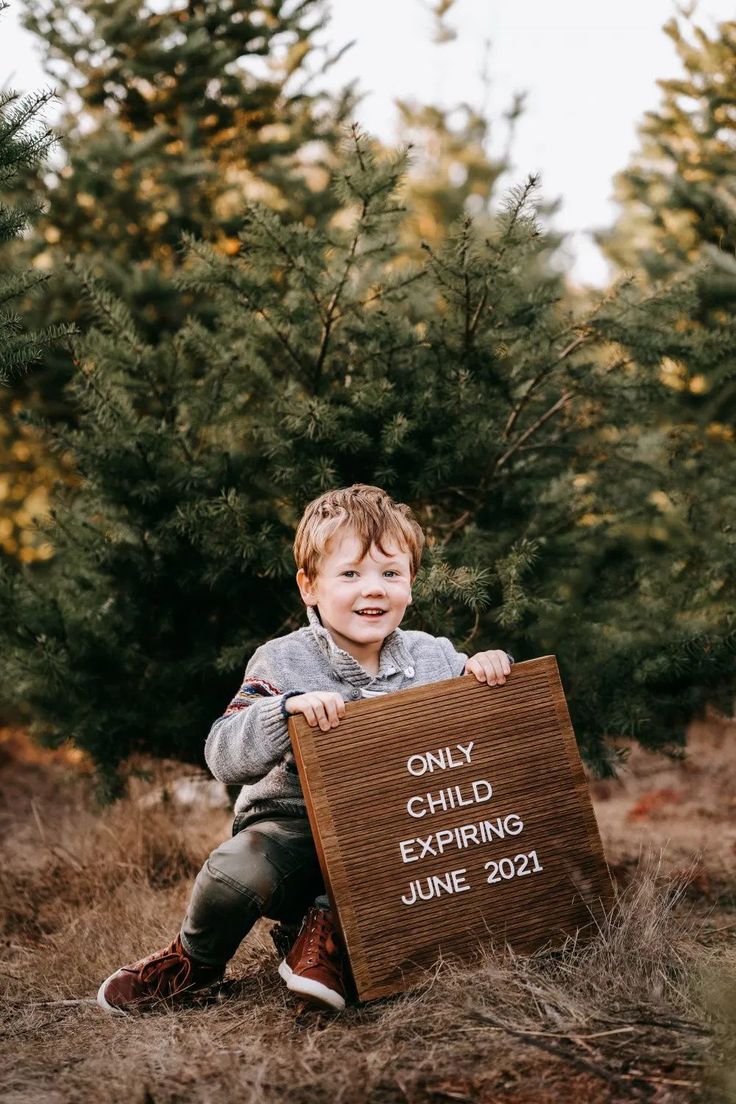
[285,691,346,731]
[465,650,511,686]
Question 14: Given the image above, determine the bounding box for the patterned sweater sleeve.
[204,645,301,785]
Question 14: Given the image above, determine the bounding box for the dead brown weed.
[0,726,734,1104]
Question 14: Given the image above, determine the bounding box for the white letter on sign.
[399,839,418,863]
[401,868,472,906]
[406,755,427,776]
[471,779,493,804]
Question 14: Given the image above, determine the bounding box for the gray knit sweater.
[205,608,476,824]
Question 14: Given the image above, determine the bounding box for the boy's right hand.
[285,691,345,731]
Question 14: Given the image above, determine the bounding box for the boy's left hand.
[465,650,511,686]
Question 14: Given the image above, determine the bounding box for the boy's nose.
[362,577,387,595]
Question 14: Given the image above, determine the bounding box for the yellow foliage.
[659,356,687,391]
[148,210,169,230]
[259,124,291,144]
[649,490,676,513]
[706,422,734,442]
[12,441,31,461]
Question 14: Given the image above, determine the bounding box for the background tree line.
[1,0,734,795]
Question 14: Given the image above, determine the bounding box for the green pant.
[180,813,324,966]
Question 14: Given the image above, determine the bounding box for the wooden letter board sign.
[288,656,613,1002]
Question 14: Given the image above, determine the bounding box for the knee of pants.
[204,830,282,913]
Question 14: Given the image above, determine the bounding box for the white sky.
[2,0,733,285]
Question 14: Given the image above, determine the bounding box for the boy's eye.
[342,571,357,578]
[384,570,398,577]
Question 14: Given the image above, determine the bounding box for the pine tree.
[2,129,733,795]
[1,0,357,564]
[0,76,67,383]
[0,3,70,720]
[598,13,736,731]
[0,8,74,569]
[23,0,355,284]
[395,100,507,251]
[601,16,736,315]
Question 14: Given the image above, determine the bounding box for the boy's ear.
[296,568,318,606]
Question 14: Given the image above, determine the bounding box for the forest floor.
[1,715,735,1104]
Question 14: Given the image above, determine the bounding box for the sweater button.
[404,666,415,678]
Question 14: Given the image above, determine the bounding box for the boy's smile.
[296,530,413,674]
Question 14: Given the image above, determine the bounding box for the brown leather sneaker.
[96,934,223,1015]
[277,904,347,1011]
[270,920,302,959]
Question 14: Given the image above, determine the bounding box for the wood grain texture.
[289,656,613,1002]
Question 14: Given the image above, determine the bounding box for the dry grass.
[1,725,734,1104]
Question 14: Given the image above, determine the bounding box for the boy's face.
[296,529,413,662]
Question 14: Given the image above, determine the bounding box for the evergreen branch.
[349,339,431,369]
[314,196,368,386]
[461,222,473,351]
[72,262,142,351]
[497,175,540,250]
[514,423,573,452]
[0,88,56,168]
[180,244,311,444]
[496,389,572,472]
[353,124,367,172]
[438,509,473,545]
[468,286,489,338]
[0,267,51,305]
[420,238,466,282]
[245,207,326,323]
[74,364,159,487]
[75,361,129,428]
[355,269,427,310]
[192,363,229,461]
[218,271,308,377]
[73,264,196,465]
[167,341,196,466]
[578,273,637,328]
[503,334,588,440]
[457,608,482,652]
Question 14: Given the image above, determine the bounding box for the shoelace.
[304,911,341,970]
[138,938,193,995]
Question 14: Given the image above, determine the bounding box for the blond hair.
[294,484,425,580]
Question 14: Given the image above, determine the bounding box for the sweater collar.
[305,606,413,686]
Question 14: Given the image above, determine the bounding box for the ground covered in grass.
[1,720,735,1104]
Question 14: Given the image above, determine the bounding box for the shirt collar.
[305,606,413,685]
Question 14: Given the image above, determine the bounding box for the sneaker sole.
[96,970,223,1015]
[96,971,130,1016]
[278,959,346,1011]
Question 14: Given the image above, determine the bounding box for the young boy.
[97,485,512,1014]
